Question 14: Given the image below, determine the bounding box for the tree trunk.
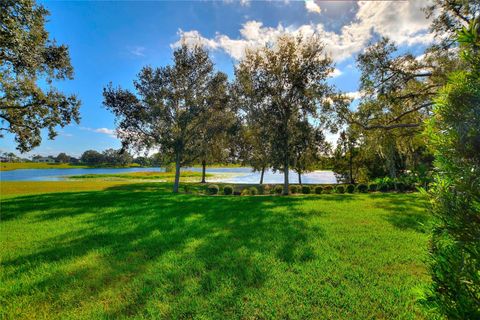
[298,172,302,185]
[173,153,181,193]
[283,161,289,195]
[387,146,397,190]
[389,161,397,190]
[201,159,206,184]
[259,166,265,185]
[349,152,354,184]
[282,115,290,195]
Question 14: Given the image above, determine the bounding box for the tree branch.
[351,120,422,131]
[386,102,434,124]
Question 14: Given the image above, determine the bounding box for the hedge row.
[204,182,415,196]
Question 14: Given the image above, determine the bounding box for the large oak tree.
[103,45,223,193]
[235,34,339,194]
[0,0,81,152]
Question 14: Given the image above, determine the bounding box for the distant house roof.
[34,156,56,162]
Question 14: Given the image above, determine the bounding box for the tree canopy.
[104,44,226,192]
[0,0,81,152]
[235,34,341,194]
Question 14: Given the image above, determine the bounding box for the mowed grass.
[0,182,432,319]
[0,181,135,197]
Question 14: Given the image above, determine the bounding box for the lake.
[0,166,337,184]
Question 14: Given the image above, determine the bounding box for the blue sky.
[0,0,433,157]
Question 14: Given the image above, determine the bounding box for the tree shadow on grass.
[1,183,324,318]
[371,193,431,233]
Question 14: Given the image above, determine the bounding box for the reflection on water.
[190,168,337,184]
[0,166,337,184]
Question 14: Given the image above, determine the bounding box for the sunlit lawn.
[0,182,432,319]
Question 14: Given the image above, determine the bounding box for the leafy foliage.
[274,185,283,195]
[425,19,480,317]
[0,0,81,152]
[235,34,340,195]
[80,150,104,165]
[223,185,233,195]
[301,185,311,194]
[206,184,219,195]
[249,187,259,196]
[346,185,355,193]
[240,188,250,196]
[289,185,298,194]
[323,186,333,194]
[357,184,368,193]
[103,45,223,192]
[335,185,345,194]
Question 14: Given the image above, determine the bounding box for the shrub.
[346,184,355,193]
[257,185,265,195]
[223,185,233,195]
[378,183,388,192]
[206,184,219,195]
[368,183,377,192]
[396,182,406,192]
[274,185,283,194]
[357,184,368,193]
[249,187,258,195]
[425,37,480,317]
[240,188,250,196]
[289,185,298,194]
[263,184,271,194]
[335,185,345,194]
[323,186,333,194]
[405,182,416,192]
[314,186,323,194]
[301,185,311,194]
[183,185,190,193]
[375,177,395,191]
[233,191,241,196]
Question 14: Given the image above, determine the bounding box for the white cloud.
[354,0,433,46]
[59,131,73,137]
[346,91,362,100]
[95,128,116,136]
[305,0,321,14]
[171,0,434,62]
[80,127,117,138]
[128,46,146,57]
[171,30,219,50]
[223,0,250,7]
[329,68,343,78]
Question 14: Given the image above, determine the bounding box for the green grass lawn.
[0,182,433,319]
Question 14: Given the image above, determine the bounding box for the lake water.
[0,166,337,184]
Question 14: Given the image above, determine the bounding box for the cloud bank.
[171,1,433,62]
[305,0,321,14]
